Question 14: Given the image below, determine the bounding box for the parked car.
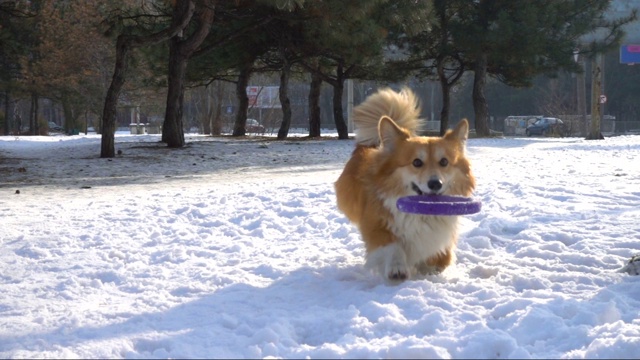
[246,118,265,133]
[48,121,64,133]
[526,117,566,136]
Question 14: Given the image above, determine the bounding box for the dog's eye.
[439,158,449,167]
[412,158,423,168]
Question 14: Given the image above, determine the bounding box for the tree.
[0,0,36,135]
[388,0,462,135]
[587,53,605,139]
[219,2,310,140]
[189,82,225,135]
[442,0,510,136]
[161,0,215,148]
[233,63,253,136]
[297,0,403,140]
[252,7,305,140]
[187,0,398,140]
[100,0,196,158]
[453,0,636,137]
[307,61,322,137]
[24,0,113,134]
[183,1,283,137]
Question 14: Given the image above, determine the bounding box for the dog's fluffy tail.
[353,87,423,146]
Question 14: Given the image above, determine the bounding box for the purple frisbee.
[397,195,482,216]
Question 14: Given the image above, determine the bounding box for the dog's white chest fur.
[389,204,457,265]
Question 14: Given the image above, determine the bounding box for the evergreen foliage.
[0,0,637,149]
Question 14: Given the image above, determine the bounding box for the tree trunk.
[61,97,75,133]
[4,91,13,135]
[100,0,196,158]
[439,86,451,136]
[277,61,292,140]
[162,37,188,147]
[332,83,348,139]
[61,95,82,134]
[212,99,222,136]
[101,36,132,157]
[473,52,490,137]
[308,71,322,138]
[30,92,39,135]
[437,60,450,136]
[577,56,588,137]
[331,64,349,140]
[435,54,464,136]
[233,66,251,137]
[212,81,223,135]
[587,53,604,140]
[435,0,450,136]
[162,1,215,147]
[29,94,34,134]
[199,87,211,135]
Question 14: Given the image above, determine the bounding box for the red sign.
[620,44,640,64]
[628,45,640,53]
[247,86,260,106]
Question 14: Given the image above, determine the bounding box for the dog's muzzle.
[412,180,443,195]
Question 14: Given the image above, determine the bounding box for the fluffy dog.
[335,88,475,281]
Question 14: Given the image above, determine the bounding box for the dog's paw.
[365,242,411,282]
[385,255,410,281]
[387,267,409,281]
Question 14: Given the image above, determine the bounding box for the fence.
[559,115,620,136]
[502,115,640,136]
[424,121,441,132]
[610,121,640,134]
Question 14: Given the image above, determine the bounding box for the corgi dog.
[335,88,475,281]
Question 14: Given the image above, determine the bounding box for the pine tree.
[296,0,411,139]
[453,0,635,137]
[100,0,195,157]
[161,0,215,148]
[0,0,36,135]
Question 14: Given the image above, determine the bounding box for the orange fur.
[335,88,475,281]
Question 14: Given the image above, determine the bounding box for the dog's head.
[375,116,475,197]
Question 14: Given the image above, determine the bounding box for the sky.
[1,131,639,359]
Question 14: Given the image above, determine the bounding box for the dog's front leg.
[385,242,410,280]
[366,242,410,281]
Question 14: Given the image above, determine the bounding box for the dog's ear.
[379,116,409,151]
[444,119,469,143]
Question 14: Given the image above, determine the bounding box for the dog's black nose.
[427,179,443,192]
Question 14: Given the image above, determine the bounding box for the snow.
[1,131,639,359]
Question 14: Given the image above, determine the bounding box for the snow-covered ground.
[1,131,639,359]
